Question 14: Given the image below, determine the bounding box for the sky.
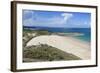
[23,10,91,28]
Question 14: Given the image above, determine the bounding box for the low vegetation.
[23,44,81,62]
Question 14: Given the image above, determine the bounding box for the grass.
[23,44,81,62]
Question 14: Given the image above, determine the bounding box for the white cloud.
[61,13,73,21]
[23,12,73,27]
[23,18,34,26]
[23,10,34,15]
[84,21,88,25]
[23,17,65,27]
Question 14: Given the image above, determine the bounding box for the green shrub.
[23,44,81,62]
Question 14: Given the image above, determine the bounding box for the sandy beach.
[26,35,91,60]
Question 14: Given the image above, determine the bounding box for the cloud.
[83,21,90,27]
[84,21,88,25]
[23,16,65,27]
[23,10,34,20]
[61,13,73,21]
[23,18,34,26]
[23,10,34,15]
[23,12,74,28]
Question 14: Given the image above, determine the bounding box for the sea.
[23,26,91,42]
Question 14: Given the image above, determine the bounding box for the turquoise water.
[75,36,90,42]
[24,26,91,42]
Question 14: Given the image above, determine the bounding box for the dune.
[26,35,91,60]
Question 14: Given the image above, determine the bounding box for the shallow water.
[23,26,91,42]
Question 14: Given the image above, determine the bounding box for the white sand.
[26,35,91,60]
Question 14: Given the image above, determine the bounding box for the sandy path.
[26,35,91,60]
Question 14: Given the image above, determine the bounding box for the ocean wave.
[55,33,84,36]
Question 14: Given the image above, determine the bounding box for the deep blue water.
[23,26,91,42]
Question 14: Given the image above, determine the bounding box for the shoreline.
[26,35,91,60]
